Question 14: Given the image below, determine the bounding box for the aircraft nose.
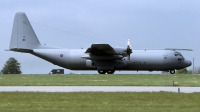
[185,59,192,67]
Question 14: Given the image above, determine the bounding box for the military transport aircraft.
[7,12,192,74]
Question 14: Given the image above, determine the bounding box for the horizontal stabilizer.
[4,49,11,51]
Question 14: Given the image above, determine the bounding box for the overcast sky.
[0,0,199,74]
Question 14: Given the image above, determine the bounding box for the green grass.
[0,92,200,112]
[0,74,200,86]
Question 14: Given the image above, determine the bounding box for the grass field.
[0,92,200,112]
[0,74,200,86]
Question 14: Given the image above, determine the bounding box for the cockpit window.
[178,58,184,62]
[175,52,185,62]
[174,52,182,57]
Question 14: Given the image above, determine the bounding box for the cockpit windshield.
[174,52,182,57]
[174,52,185,62]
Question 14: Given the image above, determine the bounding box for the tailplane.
[10,12,41,51]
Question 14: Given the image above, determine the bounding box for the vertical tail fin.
[10,12,41,50]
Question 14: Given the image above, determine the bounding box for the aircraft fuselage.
[32,49,191,73]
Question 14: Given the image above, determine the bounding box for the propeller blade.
[127,39,132,49]
[127,39,132,61]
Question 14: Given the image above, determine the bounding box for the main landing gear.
[170,69,175,74]
[98,70,115,74]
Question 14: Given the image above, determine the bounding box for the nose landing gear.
[98,70,115,74]
[170,69,175,74]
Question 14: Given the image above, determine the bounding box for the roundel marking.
[60,54,63,57]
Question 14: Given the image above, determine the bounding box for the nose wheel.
[170,69,175,74]
[98,70,115,74]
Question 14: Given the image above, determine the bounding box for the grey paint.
[9,12,192,74]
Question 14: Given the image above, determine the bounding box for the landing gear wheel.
[98,70,106,74]
[170,69,175,74]
[107,70,115,74]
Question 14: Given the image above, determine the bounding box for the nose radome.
[185,60,192,67]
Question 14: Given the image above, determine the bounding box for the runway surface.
[0,86,200,93]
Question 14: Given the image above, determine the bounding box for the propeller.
[127,39,132,61]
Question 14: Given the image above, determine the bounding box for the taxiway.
[0,86,200,93]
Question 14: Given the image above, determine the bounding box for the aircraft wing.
[85,44,117,55]
[164,48,193,51]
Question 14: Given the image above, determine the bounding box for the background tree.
[1,57,22,74]
[176,68,188,74]
[191,67,200,74]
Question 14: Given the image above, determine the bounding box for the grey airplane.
[8,12,192,74]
